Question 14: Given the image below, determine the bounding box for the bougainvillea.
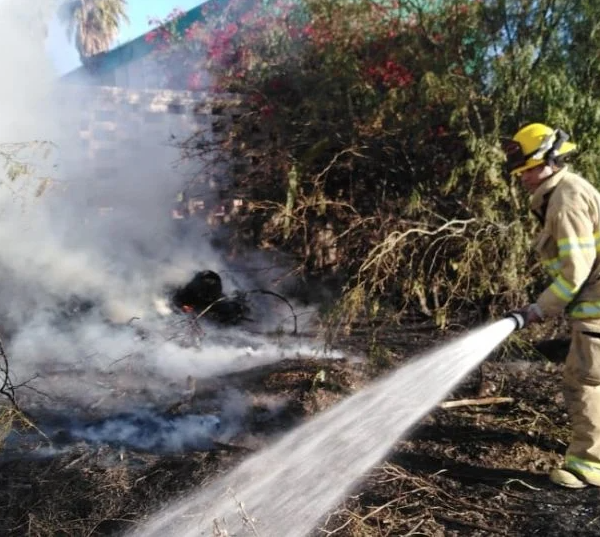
[146,0,514,322]
[147,0,423,96]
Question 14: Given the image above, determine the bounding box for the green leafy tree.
[150,0,600,329]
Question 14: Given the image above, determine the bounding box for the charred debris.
[55,270,249,328]
[55,270,298,336]
[171,270,250,324]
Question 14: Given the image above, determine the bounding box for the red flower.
[260,104,275,117]
[364,59,414,88]
[302,24,314,38]
[225,23,239,37]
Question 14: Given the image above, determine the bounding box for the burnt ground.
[0,322,598,537]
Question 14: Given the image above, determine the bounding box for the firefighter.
[503,123,600,488]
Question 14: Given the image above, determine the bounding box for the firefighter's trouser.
[564,320,600,465]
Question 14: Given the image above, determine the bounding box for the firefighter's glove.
[506,304,544,330]
[519,303,544,327]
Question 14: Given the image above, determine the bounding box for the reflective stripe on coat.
[531,167,600,319]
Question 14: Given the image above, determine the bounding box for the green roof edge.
[61,0,227,81]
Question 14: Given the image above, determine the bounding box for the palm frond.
[58,0,129,60]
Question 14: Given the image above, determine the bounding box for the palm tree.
[59,0,129,64]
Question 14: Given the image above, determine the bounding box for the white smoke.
[0,0,336,436]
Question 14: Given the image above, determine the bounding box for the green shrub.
[154,0,600,328]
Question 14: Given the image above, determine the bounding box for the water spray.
[130,318,519,537]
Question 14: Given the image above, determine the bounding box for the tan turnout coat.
[531,166,600,465]
[532,167,600,320]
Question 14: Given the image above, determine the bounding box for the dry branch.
[0,335,51,446]
[359,217,477,276]
[433,512,509,536]
[0,335,18,409]
[439,396,514,409]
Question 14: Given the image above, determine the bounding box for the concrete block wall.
[55,85,244,218]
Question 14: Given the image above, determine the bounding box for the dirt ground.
[1,320,599,537]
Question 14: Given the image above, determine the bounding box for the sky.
[47,0,203,75]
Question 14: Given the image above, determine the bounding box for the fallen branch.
[62,451,92,470]
[434,512,509,536]
[503,478,542,491]
[404,518,426,536]
[439,396,514,409]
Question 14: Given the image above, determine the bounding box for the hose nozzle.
[505,311,525,330]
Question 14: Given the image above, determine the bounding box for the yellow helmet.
[502,123,577,176]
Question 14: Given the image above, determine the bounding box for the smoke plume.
[0,0,337,448]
